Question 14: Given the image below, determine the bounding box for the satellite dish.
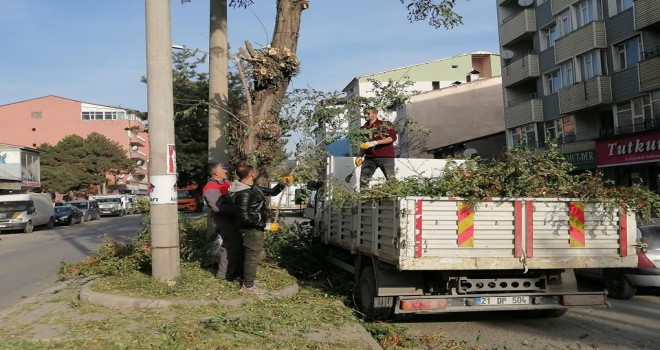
[136,160,144,166]
[501,50,514,59]
[518,0,533,6]
[117,174,125,179]
[463,148,479,158]
[131,145,138,151]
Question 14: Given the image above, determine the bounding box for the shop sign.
[596,131,660,167]
[564,151,595,170]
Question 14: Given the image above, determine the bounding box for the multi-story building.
[0,96,149,195]
[497,0,660,191]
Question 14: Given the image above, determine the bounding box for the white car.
[577,224,660,299]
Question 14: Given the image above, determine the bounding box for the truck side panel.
[324,197,638,271]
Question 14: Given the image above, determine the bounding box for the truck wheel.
[24,221,34,233]
[356,266,394,320]
[46,217,55,229]
[542,308,568,318]
[605,270,636,300]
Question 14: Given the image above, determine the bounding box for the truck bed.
[322,197,637,271]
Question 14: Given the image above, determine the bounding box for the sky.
[0,0,499,112]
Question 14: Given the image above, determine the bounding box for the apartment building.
[497,0,660,190]
[0,96,149,195]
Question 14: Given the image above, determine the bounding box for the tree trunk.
[239,0,307,180]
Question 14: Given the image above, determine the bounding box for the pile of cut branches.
[329,144,660,222]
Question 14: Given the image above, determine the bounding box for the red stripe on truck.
[620,202,627,257]
[415,200,423,258]
[514,201,523,258]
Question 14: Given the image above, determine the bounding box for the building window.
[32,128,36,131]
[617,96,650,133]
[614,37,641,71]
[432,81,440,90]
[556,10,572,38]
[544,69,562,94]
[561,60,575,87]
[578,50,606,80]
[541,24,557,50]
[82,110,127,121]
[511,123,537,147]
[31,112,42,119]
[545,115,576,143]
[617,0,633,13]
[575,0,599,28]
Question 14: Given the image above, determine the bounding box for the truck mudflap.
[394,291,607,314]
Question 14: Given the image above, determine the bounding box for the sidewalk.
[0,277,382,350]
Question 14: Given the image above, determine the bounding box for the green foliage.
[134,197,150,214]
[401,0,465,29]
[281,79,416,185]
[326,144,660,222]
[38,133,134,195]
[58,214,212,278]
[263,222,326,279]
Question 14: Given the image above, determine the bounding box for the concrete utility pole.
[145,0,180,280]
[208,0,230,164]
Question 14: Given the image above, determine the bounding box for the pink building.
[0,96,150,195]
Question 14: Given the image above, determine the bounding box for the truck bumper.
[394,291,607,314]
[0,222,26,231]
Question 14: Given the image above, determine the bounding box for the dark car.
[577,224,660,299]
[66,200,101,222]
[54,205,83,226]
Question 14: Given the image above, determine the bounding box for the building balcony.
[634,0,660,31]
[600,118,660,138]
[130,149,148,160]
[504,95,543,128]
[559,76,612,115]
[132,167,147,176]
[551,0,574,16]
[555,21,606,64]
[502,53,539,87]
[129,136,145,147]
[499,8,536,46]
[639,47,660,92]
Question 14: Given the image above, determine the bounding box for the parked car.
[66,200,101,222]
[577,224,660,299]
[177,185,203,212]
[54,205,83,226]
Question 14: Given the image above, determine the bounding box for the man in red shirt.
[202,162,239,280]
[356,107,397,188]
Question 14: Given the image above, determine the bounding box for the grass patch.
[90,262,297,301]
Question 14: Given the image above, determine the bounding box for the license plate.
[477,296,529,305]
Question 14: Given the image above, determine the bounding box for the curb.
[79,279,300,309]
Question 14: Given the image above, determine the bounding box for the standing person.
[355,107,397,187]
[202,162,241,281]
[230,163,294,293]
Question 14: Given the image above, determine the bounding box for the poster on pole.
[167,144,176,174]
[149,174,177,204]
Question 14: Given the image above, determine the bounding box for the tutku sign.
[596,131,660,167]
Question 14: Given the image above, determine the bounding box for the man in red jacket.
[356,107,397,188]
[202,162,238,280]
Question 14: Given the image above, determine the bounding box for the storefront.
[596,131,660,193]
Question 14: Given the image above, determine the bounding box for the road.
[398,285,660,349]
[0,214,143,309]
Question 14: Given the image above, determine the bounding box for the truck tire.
[46,217,55,229]
[605,270,637,300]
[24,221,34,233]
[542,308,568,318]
[356,266,394,320]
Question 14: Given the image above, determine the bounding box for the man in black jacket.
[230,163,294,293]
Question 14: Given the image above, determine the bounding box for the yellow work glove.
[359,141,378,150]
[265,222,280,231]
[355,157,363,166]
[280,176,295,184]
